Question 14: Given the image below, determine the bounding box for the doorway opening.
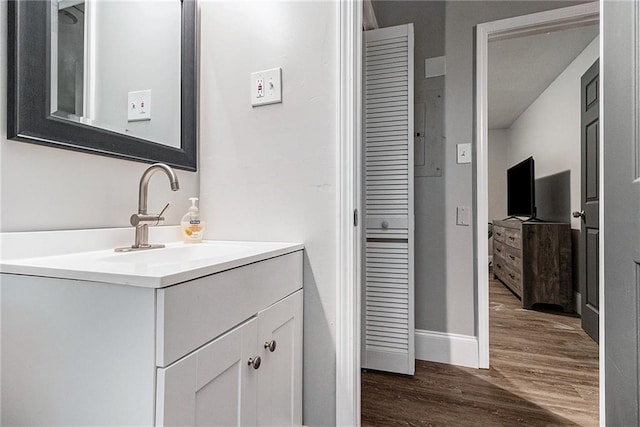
[337,1,604,425]
[475,1,602,425]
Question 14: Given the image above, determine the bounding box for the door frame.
[474,0,602,421]
[336,0,362,425]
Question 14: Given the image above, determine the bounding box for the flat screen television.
[507,157,536,218]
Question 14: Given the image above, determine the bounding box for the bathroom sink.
[0,238,303,288]
[101,242,250,265]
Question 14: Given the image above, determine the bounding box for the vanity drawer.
[155,251,303,367]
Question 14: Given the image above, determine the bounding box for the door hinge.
[353,209,359,227]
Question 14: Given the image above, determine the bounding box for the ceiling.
[488,24,599,129]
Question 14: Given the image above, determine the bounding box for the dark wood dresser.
[492,219,573,312]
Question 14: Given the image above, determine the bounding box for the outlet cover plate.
[251,67,282,107]
[457,206,470,226]
[457,143,472,164]
[128,90,151,122]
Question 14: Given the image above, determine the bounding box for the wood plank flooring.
[361,275,599,426]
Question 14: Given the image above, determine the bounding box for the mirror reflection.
[50,0,182,148]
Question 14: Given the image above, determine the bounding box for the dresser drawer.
[503,228,522,249]
[502,244,522,272]
[493,226,506,243]
[494,255,522,296]
[495,241,522,271]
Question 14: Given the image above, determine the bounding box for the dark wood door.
[603,1,640,423]
[578,59,599,343]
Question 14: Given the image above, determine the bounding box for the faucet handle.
[157,203,171,224]
[130,204,171,227]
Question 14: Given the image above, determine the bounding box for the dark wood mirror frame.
[7,0,197,171]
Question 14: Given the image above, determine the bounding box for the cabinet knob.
[264,340,277,353]
[248,356,261,370]
[381,220,389,229]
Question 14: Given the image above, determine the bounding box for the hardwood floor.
[361,275,599,426]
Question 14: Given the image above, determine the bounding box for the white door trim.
[474,0,599,366]
[336,0,362,425]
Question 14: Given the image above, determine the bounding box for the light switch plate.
[457,206,470,226]
[251,67,282,107]
[457,143,472,164]
[128,90,151,122]
[425,56,446,78]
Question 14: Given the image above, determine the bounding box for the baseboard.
[574,291,582,316]
[415,329,479,369]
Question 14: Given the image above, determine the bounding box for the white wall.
[0,1,198,233]
[93,1,181,147]
[508,35,599,230]
[198,2,337,425]
[488,130,509,222]
[488,129,509,257]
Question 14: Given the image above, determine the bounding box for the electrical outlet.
[257,78,264,98]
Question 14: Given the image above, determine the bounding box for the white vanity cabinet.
[156,291,303,426]
[157,317,260,426]
[0,242,303,427]
[257,291,303,426]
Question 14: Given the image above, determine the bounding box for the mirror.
[7,0,197,171]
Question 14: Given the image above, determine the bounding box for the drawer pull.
[496,248,502,253]
[381,221,389,229]
[508,236,515,241]
[509,273,515,279]
[508,255,515,260]
[497,264,502,270]
[248,356,262,370]
[496,232,502,237]
[264,340,277,353]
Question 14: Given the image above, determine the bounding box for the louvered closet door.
[363,24,414,375]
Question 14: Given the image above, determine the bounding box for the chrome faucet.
[115,163,180,252]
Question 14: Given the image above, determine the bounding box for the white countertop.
[1,236,304,288]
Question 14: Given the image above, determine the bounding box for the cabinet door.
[156,318,259,426]
[257,290,303,426]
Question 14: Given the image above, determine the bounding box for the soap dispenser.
[181,197,205,243]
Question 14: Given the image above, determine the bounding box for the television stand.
[492,219,573,312]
